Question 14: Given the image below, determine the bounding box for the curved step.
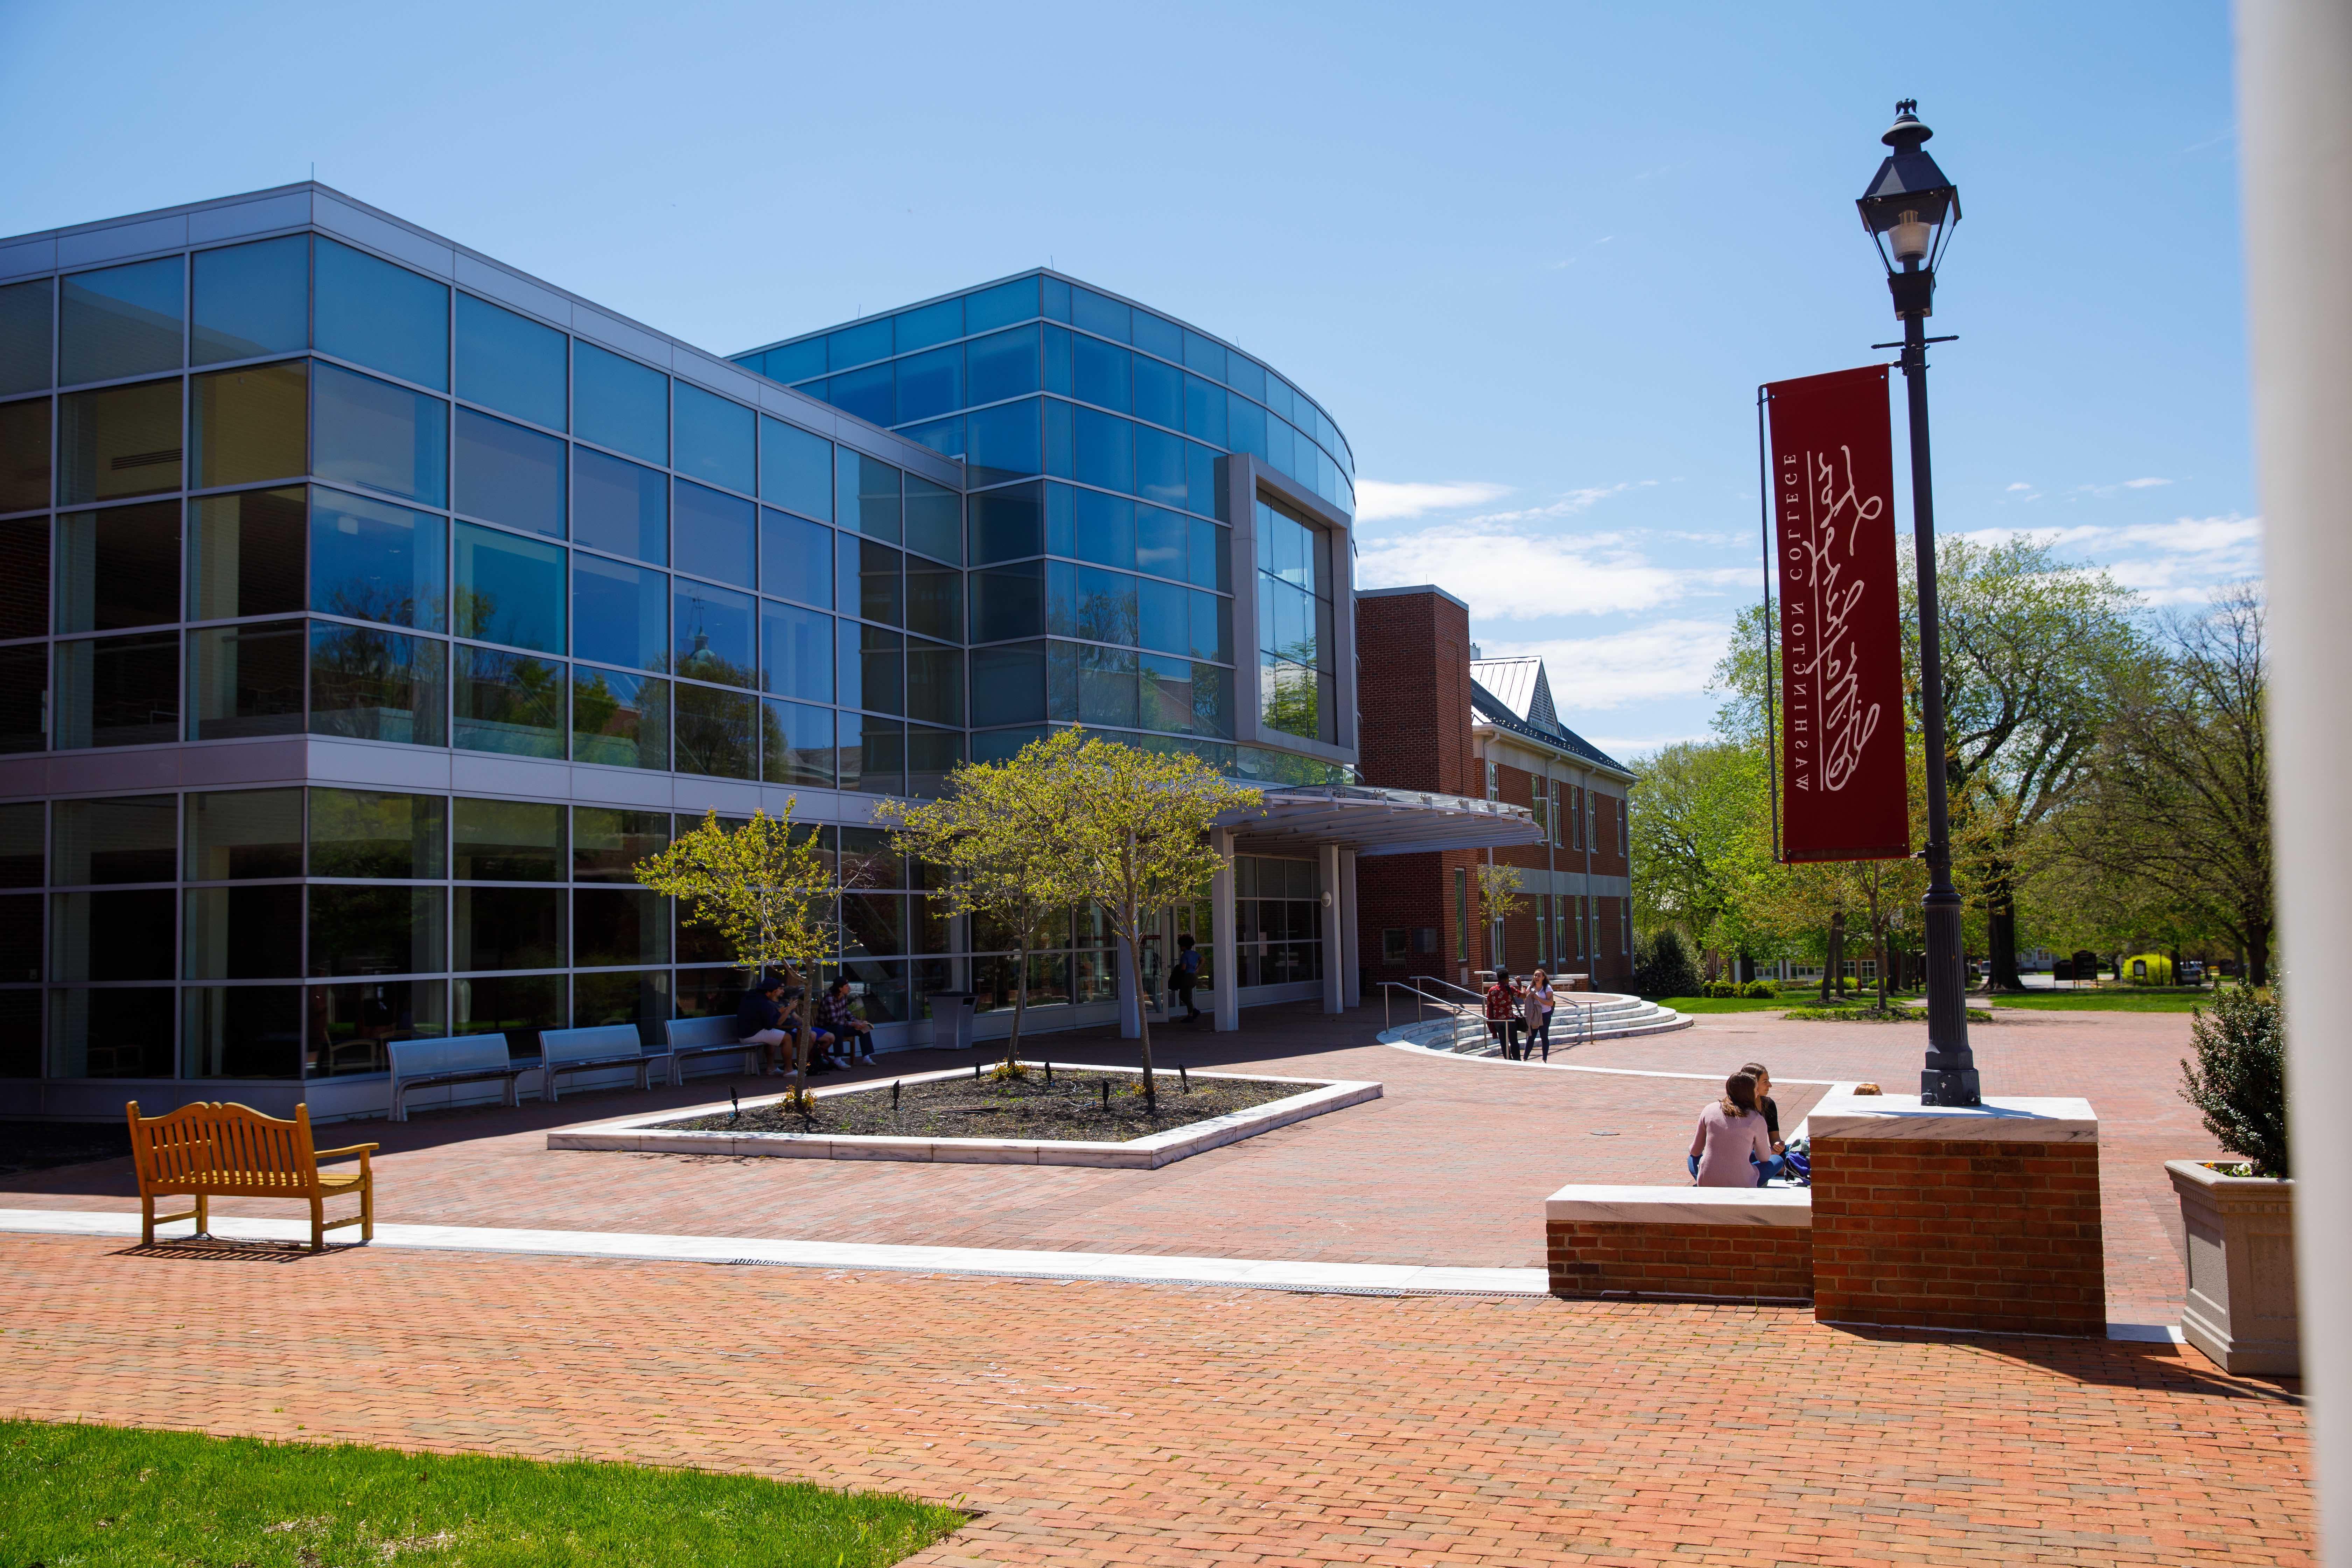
[1377,992,1692,1055]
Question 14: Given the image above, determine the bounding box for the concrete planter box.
[2167,1159,2300,1376]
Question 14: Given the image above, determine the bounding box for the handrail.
[1379,979,1474,1033]
[1408,974,1487,1006]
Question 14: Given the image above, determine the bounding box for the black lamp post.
[1858,100,1979,1107]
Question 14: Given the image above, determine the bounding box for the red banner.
[1766,365,1910,862]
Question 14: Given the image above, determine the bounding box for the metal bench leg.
[545,1069,561,1105]
[390,1082,407,1123]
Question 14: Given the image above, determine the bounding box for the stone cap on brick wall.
[1808,1090,2097,1143]
[1544,1185,1813,1227]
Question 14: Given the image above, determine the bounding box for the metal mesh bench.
[662,1014,760,1087]
[387,1036,532,1122]
[539,1023,667,1102]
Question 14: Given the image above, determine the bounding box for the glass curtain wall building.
[0,184,1420,1120]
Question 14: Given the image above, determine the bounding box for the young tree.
[1474,861,1527,970]
[1057,735,1261,1114]
[633,806,837,1084]
[873,732,1086,1072]
[1629,740,1777,960]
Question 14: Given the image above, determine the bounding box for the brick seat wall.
[1547,1218,1813,1301]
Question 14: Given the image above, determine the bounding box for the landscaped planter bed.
[547,1064,1381,1168]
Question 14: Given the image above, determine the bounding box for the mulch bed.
[658,1068,1306,1143]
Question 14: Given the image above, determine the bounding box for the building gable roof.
[1468,657,1631,778]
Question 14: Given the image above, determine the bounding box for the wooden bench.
[387,1036,532,1122]
[126,1100,376,1252]
[663,1014,761,1086]
[539,1023,668,1103]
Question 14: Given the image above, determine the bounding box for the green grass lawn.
[1988,990,2221,1013]
[1653,996,1791,1013]
[1,1420,965,1567]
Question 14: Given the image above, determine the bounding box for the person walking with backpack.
[1171,932,1204,1026]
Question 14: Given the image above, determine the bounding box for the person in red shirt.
[1482,972,1522,1058]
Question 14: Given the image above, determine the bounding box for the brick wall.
[1547,1220,1814,1301]
[1354,591,1474,797]
[1809,1137,2106,1336]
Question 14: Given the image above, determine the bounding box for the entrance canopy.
[1218,784,1543,858]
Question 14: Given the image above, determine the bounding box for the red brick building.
[1354,586,1636,992]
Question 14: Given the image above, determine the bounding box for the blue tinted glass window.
[1227,395,1268,461]
[674,480,756,587]
[1076,566,1138,645]
[763,698,833,787]
[1074,409,1133,494]
[674,382,754,494]
[905,475,962,565]
[824,364,892,426]
[1042,326,1071,396]
[454,520,564,653]
[964,276,1040,333]
[574,343,667,465]
[1046,558,1076,637]
[0,277,53,395]
[455,409,565,537]
[1043,398,1072,478]
[1184,374,1228,446]
[61,258,184,385]
[1046,482,1074,557]
[1188,517,1224,590]
[826,318,891,371]
[1132,356,1180,429]
[968,483,1041,564]
[1139,577,1189,655]
[839,450,901,543]
[893,297,962,353]
[894,345,962,424]
[572,447,666,564]
[969,562,1042,643]
[1042,277,1071,323]
[1268,416,1297,478]
[967,399,1040,486]
[1136,506,1185,580]
[1226,356,1267,401]
[760,508,832,607]
[1072,336,1129,413]
[1132,312,1182,363]
[1079,644,1138,727]
[760,600,831,702]
[1190,587,1230,663]
[966,324,1039,404]
[454,294,566,430]
[1072,288,1129,343]
[1186,442,1219,520]
[899,415,964,460]
[314,362,448,506]
[315,239,446,391]
[841,537,903,626]
[1134,425,1184,512]
[761,339,826,384]
[1181,330,1227,384]
[837,621,903,714]
[1071,488,1134,569]
[758,417,832,521]
[970,642,1044,726]
[310,487,446,631]
[572,554,666,671]
[1265,376,1295,421]
[192,237,307,366]
[674,580,756,686]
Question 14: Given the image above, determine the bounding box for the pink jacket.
[1690,1102,1774,1187]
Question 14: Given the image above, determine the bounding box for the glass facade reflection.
[0,186,1363,1103]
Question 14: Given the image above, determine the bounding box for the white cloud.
[1475,620,1733,710]
[1352,479,1513,523]
[1583,730,1718,758]
[1951,513,2262,606]
[2074,476,2175,498]
[2123,477,2173,489]
[2006,482,2036,492]
[1358,524,1744,618]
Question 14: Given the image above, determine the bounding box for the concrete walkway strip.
[0,1208,1549,1297]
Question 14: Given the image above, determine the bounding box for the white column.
[1318,842,1344,1014]
[1211,826,1240,1032]
[1339,848,1360,1008]
[2241,3,2352,1554]
[1116,931,1140,1038]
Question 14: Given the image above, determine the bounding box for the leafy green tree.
[1629,740,1777,962]
[1632,927,1702,999]
[1474,861,1526,969]
[874,732,1086,1072]
[633,807,838,1086]
[1057,734,1261,1114]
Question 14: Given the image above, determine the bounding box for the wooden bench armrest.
[315,1142,379,1160]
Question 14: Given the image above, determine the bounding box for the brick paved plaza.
[0,1004,2312,1563]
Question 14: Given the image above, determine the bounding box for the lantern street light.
[1858,100,1979,1107]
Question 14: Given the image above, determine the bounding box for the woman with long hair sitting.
[1688,1070,1776,1187]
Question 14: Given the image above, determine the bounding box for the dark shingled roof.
[1468,678,1633,778]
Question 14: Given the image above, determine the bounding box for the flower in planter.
[2179,982,2288,1177]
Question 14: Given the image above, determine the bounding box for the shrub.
[1741,980,1778,999]
[1699,980,1741,999]
[1633,929,1702,1000]
[2180,983,2288,1176]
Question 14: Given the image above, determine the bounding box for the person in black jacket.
[736,974,790,1075]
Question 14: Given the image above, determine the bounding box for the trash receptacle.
[929,992,978,1051]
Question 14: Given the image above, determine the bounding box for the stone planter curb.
[2166,1158,2300,1377]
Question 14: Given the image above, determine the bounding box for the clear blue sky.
[1,1,2250,758]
